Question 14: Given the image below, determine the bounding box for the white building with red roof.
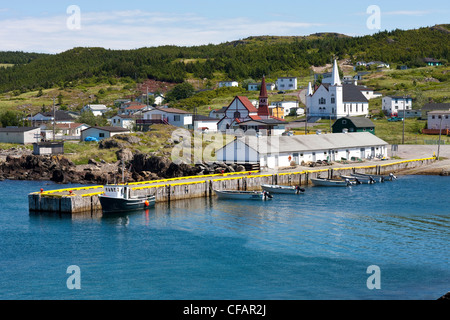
[218,77,287,135]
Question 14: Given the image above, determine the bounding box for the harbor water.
[0,176,448,300]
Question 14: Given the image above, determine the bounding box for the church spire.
[307,82,313,96]
[258,76,270,118]
[331,59,341,86]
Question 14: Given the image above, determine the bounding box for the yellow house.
[270,106,285,119]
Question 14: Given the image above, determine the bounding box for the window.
[331,97,335,103]
[319,98,326,105]
[99,133,105,138]
[174,115,181,121]
[342,120,347,124]
[432,115,435,119]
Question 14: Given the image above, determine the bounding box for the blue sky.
[0,0,448,53]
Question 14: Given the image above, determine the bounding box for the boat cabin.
[103,185,130,199]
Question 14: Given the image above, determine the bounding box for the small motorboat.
[99,184,155,213]
[310,177,352,187]
[261,184,305,194]
[352,172,397,182]
[341,174,376,184]
[214,190,273,200]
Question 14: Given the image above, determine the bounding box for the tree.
[78,111,108,127]
[164,82,195,103]
[0,110,20,127]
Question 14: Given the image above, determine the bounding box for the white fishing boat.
[214,190,273,200]
[352,172,397,182]
[310,177,351,187]
[261,184,305,194]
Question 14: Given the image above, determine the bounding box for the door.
[360,148,366,159]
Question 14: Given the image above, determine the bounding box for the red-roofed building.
[218,77,288,135]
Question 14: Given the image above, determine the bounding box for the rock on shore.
[0,152,242,184]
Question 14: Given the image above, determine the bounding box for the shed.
[80,126,130,141]
[0,127,41,144]
[332,117,375,134]
[33,142,64,155]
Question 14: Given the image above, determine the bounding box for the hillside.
[0,25,448,94]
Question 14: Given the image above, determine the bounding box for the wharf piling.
[28,157,435,214]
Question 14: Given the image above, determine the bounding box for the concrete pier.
[28,157,436,214]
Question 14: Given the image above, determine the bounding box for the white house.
[109,115,135,130]
[82,104,108,116]
[427,111,450,130]
[0,127,41,144]
[357,86,382,100]
[382,96,412,116]
[142,107,193,128]
[215,132,389,169]
[276,77,297,90]
[219,81,239,88]
[306,60,369,119]
[52,123,89,139]
[193,115,219,132]
[80,126,130,141]
[28,110,77,125]
[209,106,227,119]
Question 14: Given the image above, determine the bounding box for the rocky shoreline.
[0,151,247,184]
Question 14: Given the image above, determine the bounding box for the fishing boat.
[352,172,397,182]
[310,177,352,187]
[99,184,156,213]
[214,190,273,200]
[340,174,376,184]
[261,184,305,194]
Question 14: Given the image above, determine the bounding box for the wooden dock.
[28,157,436,214]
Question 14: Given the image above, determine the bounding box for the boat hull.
[310,178,349,187]
[214,190,270,200]
[261,184,304,194]
[99,195,155,213]
[341,175,376,184]
[352,173,396,181]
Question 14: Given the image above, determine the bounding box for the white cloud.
[0,10,323,53]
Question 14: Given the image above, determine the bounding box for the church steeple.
[258,76,270,118]
[331,59,341,86]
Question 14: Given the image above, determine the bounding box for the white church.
[306,60,369,119]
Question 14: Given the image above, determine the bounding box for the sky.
[0,0,448,53]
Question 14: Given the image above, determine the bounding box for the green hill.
[0,25,449,95]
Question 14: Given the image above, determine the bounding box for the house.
[218,81,239,88]
[109,115,135,130]
[427,111,450,130]
[141,107,193,128]
[114,99,131,108]
[0,127,41,144]
[366,61,390,69]
[215,132,389,169]
[420,103,450,119]
[306,60,369,119]
[218,77,287,135]
[332,117,375,134]
[49,123,90,140]
[28,110,77,125]
[276,77,297,90]
[209,106,227,119]
[382,96,412,116]
[120,103,149,116]
[80,126,130,141]
[248,82,276,91]
[397,109,422,119]
[270,101,302,117]
[356,86,382,100]
[193,115,219,132]
[81,104,108,116]
[423,58,443,66]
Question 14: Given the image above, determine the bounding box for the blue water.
[0,176,448,300]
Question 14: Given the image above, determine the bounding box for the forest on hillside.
[0,25,449,94]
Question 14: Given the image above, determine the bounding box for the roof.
[238,118,287,126]
[193,115,219,121]
[342,84,369,102]
[85,104,107,110]
[386,95,412,99]
[38,110,76,121]
[260,77,268,98]
[423,57,442,63]
[235,96,258,113]
[212,106,228,113]
[0,127,39,133]
[55,123,88,129]
[148,107,191,114]
[428,110,450,115]
[125,104,147,110]
[82,126,130,133]
[223,132,388,155]
[334,117,375,128]
[422,103,450,111]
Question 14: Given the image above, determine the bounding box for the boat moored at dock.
[261,184,305,194]
[351,172,397,182]
[214,190,273,200]
[310,177,352,187]
[99,185,155,213]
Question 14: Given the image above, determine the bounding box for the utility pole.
[437,115,443,160]
[402,114,405,144]
[52,97,56,141]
